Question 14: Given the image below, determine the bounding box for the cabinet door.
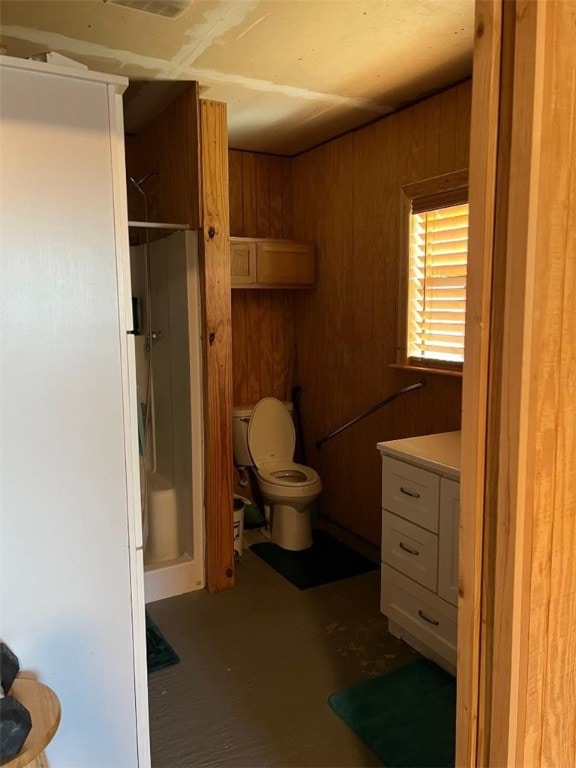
[231,239,256,285]
[255,241,315,286]
[438,478,460,606]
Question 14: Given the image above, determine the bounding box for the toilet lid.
[248,397,295,469]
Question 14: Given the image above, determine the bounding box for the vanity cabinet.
[377,432,460,673]
[230,237,315,288]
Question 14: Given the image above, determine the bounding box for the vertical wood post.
[486,0,576,763]
[457,2,504,765]
[199,100,234,592]
[461,0,576,764]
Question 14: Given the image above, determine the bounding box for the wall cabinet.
[230,237,315,288]
[377,432,460,674]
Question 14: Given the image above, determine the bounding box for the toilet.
[232,397,322,551]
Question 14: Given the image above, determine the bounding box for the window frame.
[395,169,469,377]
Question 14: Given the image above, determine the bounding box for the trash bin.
[233,495,250,557]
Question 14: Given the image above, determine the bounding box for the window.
[397,171,469,374]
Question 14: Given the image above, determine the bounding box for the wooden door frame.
[195,2,576,754]
[457,2,504,762]
[459,1,576,764]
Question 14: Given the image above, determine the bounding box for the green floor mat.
[146,613,180,674]
[328,658,456,767]
[250,530,377,589]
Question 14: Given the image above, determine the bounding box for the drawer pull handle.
[399,542,420,556]
[400,486,420,499]
[418,610,440,626]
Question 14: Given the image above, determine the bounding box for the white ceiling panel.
[0,0,474,155]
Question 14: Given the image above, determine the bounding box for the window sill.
[390,363,463,379]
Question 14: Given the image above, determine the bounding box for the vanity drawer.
[382,456,440,532]
[381,565,457,668]
[381,511,438,591]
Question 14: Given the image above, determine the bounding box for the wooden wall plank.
[199,100,234,592]
[408,101,429,179]
[125,83,200,229]
[282,160,294,238]
[270,292,287,399]
[245,296,263,404]
[255,155,271,237]
[231,291,249,405]
[424,97,441,178]
[283,293,296,400]
[483,1,576,764]
[257,291,274,397]
[294,133,358,535]
[241,152,257,236]
[456,80,474,170]
[487,0,544,760]
[228,150,296,407]
[291,82,471,544]
[526,10,576,759]
[269,156,284,239]
[228,150,244,236]
[438,89,458,171]
[477,2,515,763]
[456,2,504,765]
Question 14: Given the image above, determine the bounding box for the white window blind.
[407,201,469,364]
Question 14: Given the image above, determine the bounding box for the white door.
[0,59,149,767]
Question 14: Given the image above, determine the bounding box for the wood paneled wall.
[125,83,201,231]
[291,82,472,543]
[228,150,296,405]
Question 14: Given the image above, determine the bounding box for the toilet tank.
[232,401,294,468]
[232,404,254,467]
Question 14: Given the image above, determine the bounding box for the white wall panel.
[0,60,146,767]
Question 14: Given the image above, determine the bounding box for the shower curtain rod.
[316,379,427,450]
[128,221,188,230]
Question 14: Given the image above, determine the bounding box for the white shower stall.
[130,229,205,602]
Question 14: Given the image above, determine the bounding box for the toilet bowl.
[246,397,322,551]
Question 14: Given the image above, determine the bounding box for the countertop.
[376,431,461,479]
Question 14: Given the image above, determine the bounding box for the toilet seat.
[257,460,320,488]
[248,397,296,468]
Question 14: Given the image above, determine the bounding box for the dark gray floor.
[147,526,418,768]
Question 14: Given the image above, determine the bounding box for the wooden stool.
[2,680,60,768]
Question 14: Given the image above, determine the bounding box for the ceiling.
[0,0,475,155]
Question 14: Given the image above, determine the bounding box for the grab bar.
[316,379,427,450]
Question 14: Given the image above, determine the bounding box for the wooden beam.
[486,0,576,763]
[476,2,517,763]
[456,2,503,765]
[483,0,545,762]
[199,100,234,592]
[464,0,576,764]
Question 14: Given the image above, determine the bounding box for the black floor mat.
[146,613,180,673]
[250,530,378,589]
